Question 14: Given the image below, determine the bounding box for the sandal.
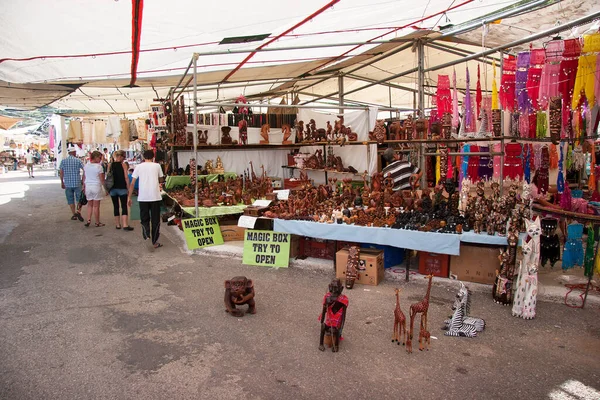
[71,215,78,220]
[95,223,105,227]
[76,213,84,222]
[84,220,91,227]
[116,226,122,230]
[153,243,163,249]
[123,226,134,231]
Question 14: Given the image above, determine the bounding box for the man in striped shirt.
[382,147,422,191]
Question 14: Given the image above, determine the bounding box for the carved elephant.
[224,276,256,317]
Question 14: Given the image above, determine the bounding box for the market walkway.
[1,168,600,400]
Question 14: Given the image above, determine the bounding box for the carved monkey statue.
[224,276,256,317]
[319,278,348,352]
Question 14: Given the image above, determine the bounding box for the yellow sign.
[182,217,224,250]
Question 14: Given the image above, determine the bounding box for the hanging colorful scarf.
[476,64,482,118]
[452,69,459,130]
[536,111,547,139]
[527,49,545,111]
[465,67,474,132]
[549,144,558,169]
[492,60,499,109]
[436,75,452,115]
[566,144,574,171]
[500,54,516,112]
[590,143,596,193]
[524,145,531,183]
[557,143,565,193]
[539,39,563,109]
[560,183,572,211]
[461,144,470,184]
[572,33,600,109]
[515,51,531,113]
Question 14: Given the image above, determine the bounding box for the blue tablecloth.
[460,230,508,246]
[272,219,461,255]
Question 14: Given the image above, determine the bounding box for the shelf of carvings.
[281,166,363,176]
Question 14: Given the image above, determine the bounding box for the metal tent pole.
[193,55,199,217]
[417,39,427,190]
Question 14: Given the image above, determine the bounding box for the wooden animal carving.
[260,124,270,144]
[407,274,433,353]
[392,288,407,346]
[319,279,348,352]
[419,327,431,351]
[369,119,387,144]
[282,124,292,144]
[389,121,403,140]
[345,246,360,289]
[224,276,256,317]
[296,120,304,142]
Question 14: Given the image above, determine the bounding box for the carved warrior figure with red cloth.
[238,120,248,145]
[319,279,348,352]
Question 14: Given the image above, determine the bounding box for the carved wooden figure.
[407,274,433,353]
[345,246,360,289]
[221,126,233,145]
[282,124,292,144]
[392,288,407,346]
[238,119,248,145]
[224,276,256,317]
[259,124,270,144]
[319,279,348,352]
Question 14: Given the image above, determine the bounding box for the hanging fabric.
[464,66,474,132]
[538,146,550,194]
[562,223,584,270]
[549,144,558,169]
[528,112,537,139]
[461,144,470,184]
[48,125,55,149]
[523,145,531,183]
[82,120,93,145]
[526,49,545,111]
[536,111,547,139]
[491,60,499,109]
[67,120,83,143]
[478,145,492,180]
[493,142,502,179]
[572,33,600,109]
[500,54,517,111]
[584,224,595,278]
[590,143,596,193]
[557,143,565,193]
[515,51,531,113]
[452,69,459,133]
[559,38,581,115]
[476,65,482,118]
[504,142,524,179]
[436,75,452,115]
[539,38,564,109]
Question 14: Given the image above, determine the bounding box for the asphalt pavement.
[1,168,599,400]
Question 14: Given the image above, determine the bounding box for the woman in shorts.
[82,151,106,227]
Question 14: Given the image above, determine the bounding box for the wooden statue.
[260,123,270,144]
[345,246,360,289]
[326,121,333,139]
[392,288,407,346]
[295,120,304,143]
[389,121,403,140]
[369,119,387,144]
[282,124,292,144]
[224,276,256,317]
[319,278,348,352]
[198,129,208,145]
[407,274,433,353]
[238,119,248,145]
[419,327,431,351]
[221,126,233,145]
[214,156,225,174]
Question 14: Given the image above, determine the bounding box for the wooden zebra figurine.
[443,283,485,332]
[443,296,478,338]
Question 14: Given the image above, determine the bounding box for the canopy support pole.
[193,54,199,217]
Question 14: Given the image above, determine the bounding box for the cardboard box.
[450,244,500,285]
[336,248,384,286]
[220,225,246,242]
[418,252,450,278]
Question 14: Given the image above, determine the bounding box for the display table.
[459,231,508,246]
[165,172,237,189]
[272,219,461,255]
[183,204,247,217]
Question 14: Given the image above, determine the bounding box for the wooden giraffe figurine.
[407,274,433,353]
[391,288,406,346]
[419,327,431,351]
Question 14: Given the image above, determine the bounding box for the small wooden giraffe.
[419,327,431,351]
[407,274,433,354]
[392,288,406,346]
[345,246,359,289]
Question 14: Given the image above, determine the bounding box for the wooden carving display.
[369,119,387,144]
[389,121,403,140]
[224,276,256,317]
[296,120,304,143]
[282,124,292,144]
[392,288,407,346]
[198,129,208,145]
[260,124,270,144]
[221,126,233,145]
[345,246,359,289]
[238,119,248,145]
[407,274,433,353]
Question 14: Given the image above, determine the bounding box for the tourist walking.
[82,151,106,227]
[59,145,85,221]
[25,149,34,178]
[128,150,164,248]
[108,150,134,231]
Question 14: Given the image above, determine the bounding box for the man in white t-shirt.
[128,150,164,249]
[25,149,35,178]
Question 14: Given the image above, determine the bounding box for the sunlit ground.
[0,169,59,206]
[548,380,600,399]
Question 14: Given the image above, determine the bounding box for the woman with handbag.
[82,151,106,227]
[107,150,134,230]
